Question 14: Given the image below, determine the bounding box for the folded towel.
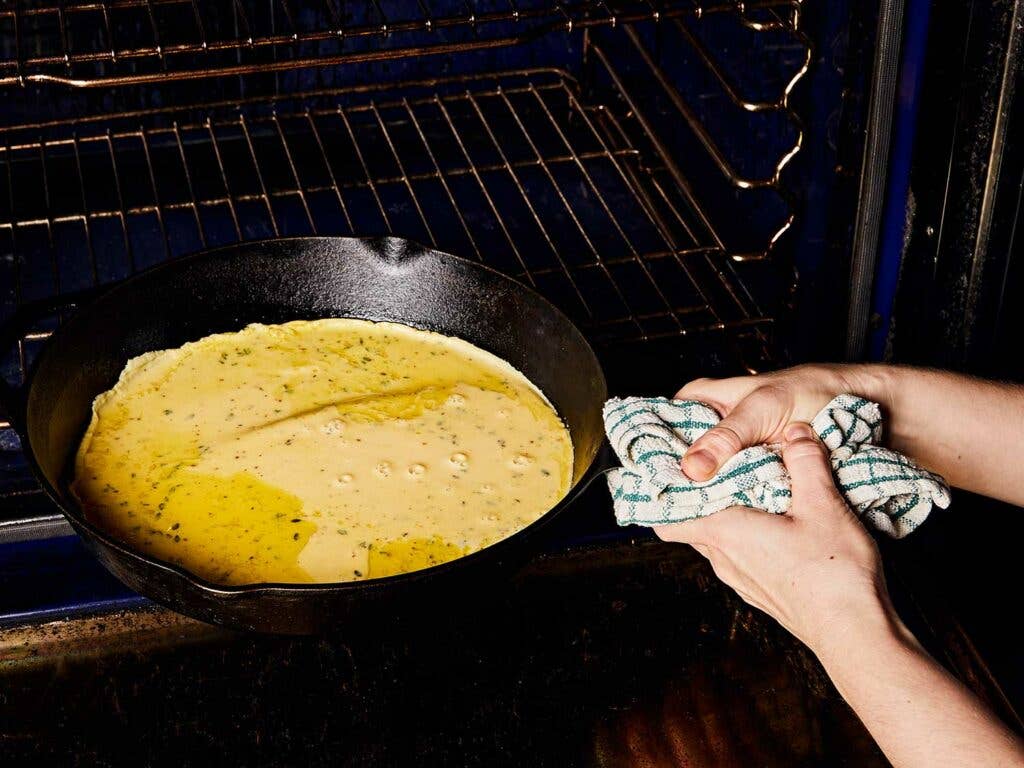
[604,394,950,538]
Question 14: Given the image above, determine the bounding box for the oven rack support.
[0,0,800,88]
[625,13,808,262]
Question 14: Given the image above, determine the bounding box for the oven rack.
[0,67,775,345]
[0,0,799,88]
[0,64,777,500]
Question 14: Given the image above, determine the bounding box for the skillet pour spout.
[3,237,608,634]
[370,235,427,264]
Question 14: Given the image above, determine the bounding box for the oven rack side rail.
[0,0,800,88]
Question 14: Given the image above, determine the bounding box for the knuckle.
[675,377,716,399]
[790,474,844,513]
[706,555,736,586]
[750,382,790,404]
[745,384,793,428]
[783,437,825,461]
[708,559,726,581]
[703,424,744,454]
[652,523,689,544]
[702,528,721,550]
[686,516,717,547]
[655,518,715,546]
[802,487,838,510]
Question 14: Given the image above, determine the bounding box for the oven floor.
[0,540,887,767]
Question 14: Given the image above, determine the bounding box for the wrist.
[834,363,898,410]
[809,593,917,670]
[845,364,916,454]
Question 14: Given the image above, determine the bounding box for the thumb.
[781,422,842,511]
[682,393,780,481]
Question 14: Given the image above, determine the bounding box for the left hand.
[654,423,895,655]
[675,364,865,482]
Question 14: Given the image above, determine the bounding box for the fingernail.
[784,423,814,441]
[683,449,716,479]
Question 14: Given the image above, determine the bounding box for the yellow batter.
[72,319,573,586]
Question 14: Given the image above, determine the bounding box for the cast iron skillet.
[0,237,608,634]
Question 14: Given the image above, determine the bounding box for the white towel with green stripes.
[604,394,950,538]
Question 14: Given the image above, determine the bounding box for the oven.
[1,0,1022,763]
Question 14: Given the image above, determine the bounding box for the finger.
[782,423,843,512]
[705,554,736,588]
[674,376,761,413]
[681,389,786,481]
[728,584,771,617]
[657,506,788,550]
[652,516,719,545]
[692,542,769,609]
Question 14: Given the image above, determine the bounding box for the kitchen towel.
[604,394,950,538]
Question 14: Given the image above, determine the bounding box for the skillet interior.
[21,237,608,632]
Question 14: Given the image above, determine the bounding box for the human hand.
[655,423,895,655]
[676,364,890,482]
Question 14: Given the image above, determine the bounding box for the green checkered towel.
[605,394,950,538]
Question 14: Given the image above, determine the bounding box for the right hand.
[655,424,895,655]
[676,364,884,481]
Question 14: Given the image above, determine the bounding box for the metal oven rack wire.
[1,68,766,339]
[1,4,809,509]
[0,0,800,88]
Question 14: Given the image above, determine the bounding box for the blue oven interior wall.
[0,1,866,618]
